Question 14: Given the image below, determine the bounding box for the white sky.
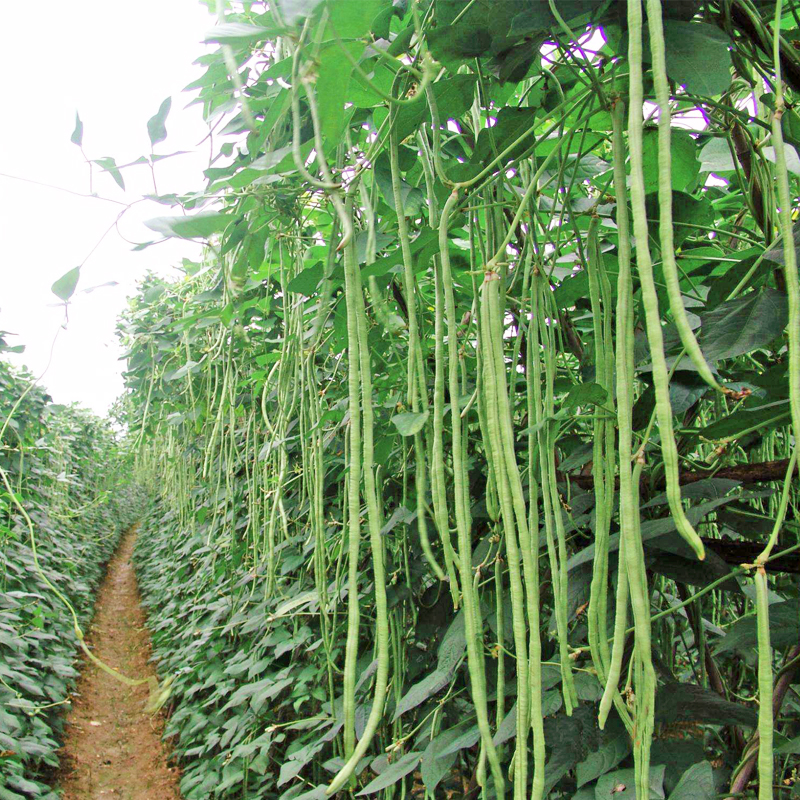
[0,1,216,414]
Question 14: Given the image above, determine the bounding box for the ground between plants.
[57,527,180,800]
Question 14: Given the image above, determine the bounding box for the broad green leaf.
[51,267,81,302]
[94,156,125,190]
[782,107,800,148]
[568,497,736,571]
[699,288,789,362]
[374,152,424,216]
[355,231,394,265]
[574,671,604,702]
[286,263,324,295]
[493,692,563,751]
[595,765,665,800]
[147,97,171,147]
[292,787,328,800]
[544,707,602,794]
[277,0,325,25]
[164,361,200,382]
[362,228,438,279]
[776,735,800,754]
[705,247,774,310]
[650,739,706,795]
[645,191,713,250]
[661,21,732,96]
[668,762,715,800]
[250,143,299,173]
[563,382,608,410]
[386,74,478,144]
[204,23,279,43]
[509,0,606,33]
[437,724,480,757]
[655,682,757,728]
[642,129,700,193]
[667,372,710,417]
[356,751,422,795]
[272,590,318,618]
[316,41,360,144]
[390,411,428,436]
[70,112,83,146]
[437,611,466,670]
[576,718,631,788]
[392,669,453,721]
[431,74,479,120]
[699,136,736,173]
[699,399,790,440]
[765,222,800,266]
[349,66,395,108]
[145,212,233,239]
[278,758,305,786]
[473,106,539,164]
[420,724,466,792]
[714,599,800,658]
[427,0,513,65]
[327,0,381,39]
[763,144,800,175]
[647,540,741,595]
[391,612,466,720]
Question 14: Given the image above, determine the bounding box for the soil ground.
[57,527,181,800]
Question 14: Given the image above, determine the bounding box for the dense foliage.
[0,357,140,799]
[112,0,800,798]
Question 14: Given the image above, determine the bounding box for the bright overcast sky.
[0,1,216,415]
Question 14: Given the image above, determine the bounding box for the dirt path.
[58,527,181,800]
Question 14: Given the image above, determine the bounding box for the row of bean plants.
[119,0,800,797]
[0,338,142,799]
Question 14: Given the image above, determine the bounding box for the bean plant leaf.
[393,611,464,720]
[655,683,757,728]
[763,144,800,175]
[316,41,359,144]
[699,288,789,362]
[661,21,733,96]
[576,718,631,787]
[70,112,83,146]
[287,263,324,295]
[714,599,800,657]
[328,0,382,39]
[642,129,700,193]
[356,752,422,795]
[145,212,233,240]
[420,723,470,792]
[390,411,428,436]
[595,765,666,800]
[204,23,279,43]
[765,222,800,265]
[391,668,451,721]
[51,267,81,302]
[543,707,601,794]
[563,382,608,410]
[776,735,800,754]
[699,136,736,173]
[94,156,125,190]
[700,399,790,440]
[276,0,325,25]
[437,724,480,757]
[147,97,171,147]
[374,153,425,216]
[568,497,736,571]
[668,761,715,800]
